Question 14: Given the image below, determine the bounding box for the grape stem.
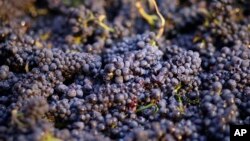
[97,15,115,32]
[136,102,159,114]
[83,12,114,33]
[150,0,165,39]
[135,0,158,26]
[136,0,165,39]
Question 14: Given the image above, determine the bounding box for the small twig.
[148,0,155,10]
[136,103,154,113]
[174,83,182,94]
[186,97,200,105]
[83,12,114,33]
[97,15,115,32]
[40,132,61,141]
[150,0,165,39]
[150,40,156,46]
[135,0,158,26]
[11,110,25,127]
[136,102,159,114]
[25,61,29,72]
[82,12,94,28]
[173,83,185,113]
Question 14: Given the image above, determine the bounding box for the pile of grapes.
[0,0,249,140]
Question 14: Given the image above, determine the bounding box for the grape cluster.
[0,0,250,141]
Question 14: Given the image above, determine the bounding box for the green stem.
[136,103,155,113]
